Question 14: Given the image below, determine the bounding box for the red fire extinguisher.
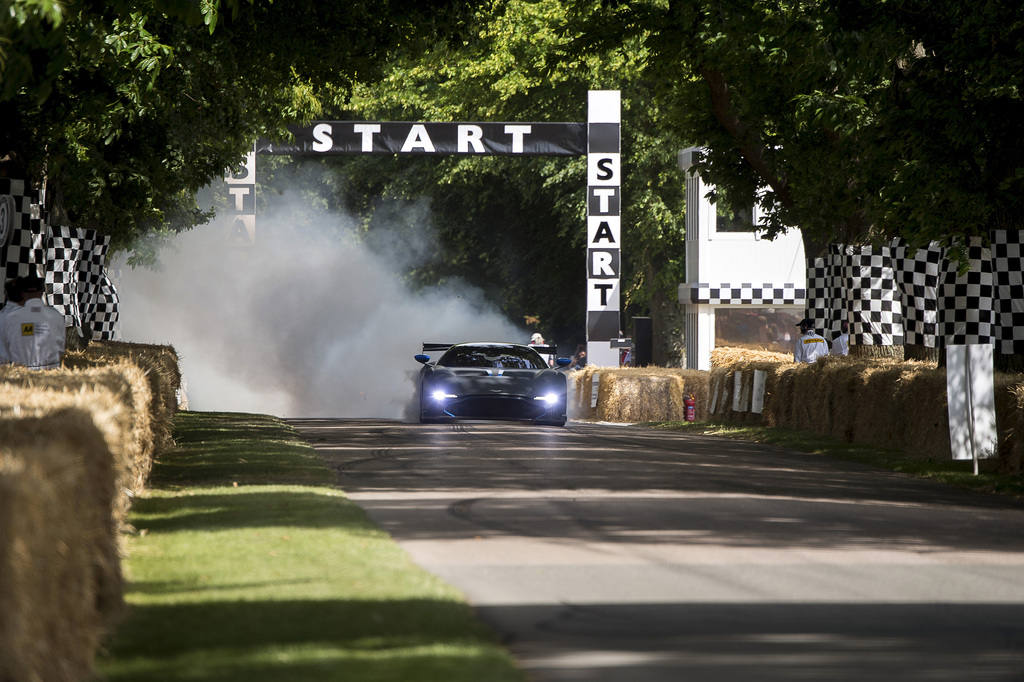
[684,394,696,422]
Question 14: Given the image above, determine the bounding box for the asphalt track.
[290,418,1024,681]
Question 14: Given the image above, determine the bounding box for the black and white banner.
[586,91,622,365]
[257,122,586,156]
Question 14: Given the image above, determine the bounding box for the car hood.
[433,367,561,394]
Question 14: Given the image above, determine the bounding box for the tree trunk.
[849,344,905,360]
[650,287,685,367]
[903,343,940,365]
[995,353,1024,373]
[65,325,88,353]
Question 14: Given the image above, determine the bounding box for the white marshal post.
[586,90,621,367]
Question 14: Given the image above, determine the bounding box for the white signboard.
[946,344,997,462]
[752,370,767,414]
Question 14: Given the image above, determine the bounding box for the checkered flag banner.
[46,224,81,326]
[1,178,45,295]
[990,230,1024,354]
[44,225,120,340]
[839,244,904,346]
[77,228,119,340]
[939,236,994,346]
[683,282,804,306]
[805,255,834,336]
[891,238,941,348]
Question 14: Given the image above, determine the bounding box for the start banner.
[257,122,586,156]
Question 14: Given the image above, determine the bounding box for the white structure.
[677,147,807,370]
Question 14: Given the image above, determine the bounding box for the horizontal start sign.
[257,122,586,156]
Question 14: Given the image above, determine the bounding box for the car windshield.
[439,345,546,370]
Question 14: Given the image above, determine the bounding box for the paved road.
[290,418,1024,681]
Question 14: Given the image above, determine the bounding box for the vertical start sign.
[587,91,621,366]
[224,148,256,247]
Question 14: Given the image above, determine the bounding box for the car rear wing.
[421,342,559,355]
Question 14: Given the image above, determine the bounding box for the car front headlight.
[432,389,457,401]
[534,393,561,405]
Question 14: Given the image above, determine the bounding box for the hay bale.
[567,367,709,423]
[599,371,686,422]
[64,340,182,453]
[0,409,124,682]
[712,346,791,366]
[0,365,149,525]
[1003,382,1024,474]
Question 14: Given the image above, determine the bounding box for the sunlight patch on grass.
[97,412,526,682]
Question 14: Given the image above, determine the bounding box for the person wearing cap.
[529,332,556,367]
[793,317,829,364]
[0,273,66,370]
[831,320,850,356]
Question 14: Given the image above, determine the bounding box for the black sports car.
[414,342,570,426]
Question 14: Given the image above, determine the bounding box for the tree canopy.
[258,0,687,353]
[0,0,475,254]
[567,0,1024,260]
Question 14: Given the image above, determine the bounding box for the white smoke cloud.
[114,191,525,418]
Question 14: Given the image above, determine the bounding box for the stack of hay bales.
[0,340,182,681]
[0,410,123,682]
[569,347,1024,473]
[64,340,183,453]
[568,366,709,422]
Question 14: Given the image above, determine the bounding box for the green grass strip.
[643,420,1024,499]
[96,411,527,682]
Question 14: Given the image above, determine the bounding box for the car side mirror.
[556,357,572,367]
[414,354,431,364]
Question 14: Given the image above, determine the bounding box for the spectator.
[0,278,23,365]
[0,273,66,370]
[793,318,829,364]
[529,332,556,367]
[831,320,850,356]
[570,344,588,370]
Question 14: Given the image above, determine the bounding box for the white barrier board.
[945,344,997,461]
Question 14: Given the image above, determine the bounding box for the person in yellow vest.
[0,273,66,370]
[793,318,829,364]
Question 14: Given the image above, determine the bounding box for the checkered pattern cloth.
[683,282,804,305]
[1,179,45,296]
[46,224,81,326]
[837,244,904,346]
[77,229,118,340]
[806,255,835,336]
[991,230,1024,354]
[939,237,994,346]
[891,238,942,348]
[44,225,120,340]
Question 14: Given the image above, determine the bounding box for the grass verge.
[96,411,527,682]
[643,420,1024,500]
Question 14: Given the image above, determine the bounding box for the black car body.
[415,342,569,426]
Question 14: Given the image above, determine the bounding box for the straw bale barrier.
[0,363,154,524]
[64,340,183,454]
[568,366,710,422]
[569,347,1024,473]
[0,409,124,682]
